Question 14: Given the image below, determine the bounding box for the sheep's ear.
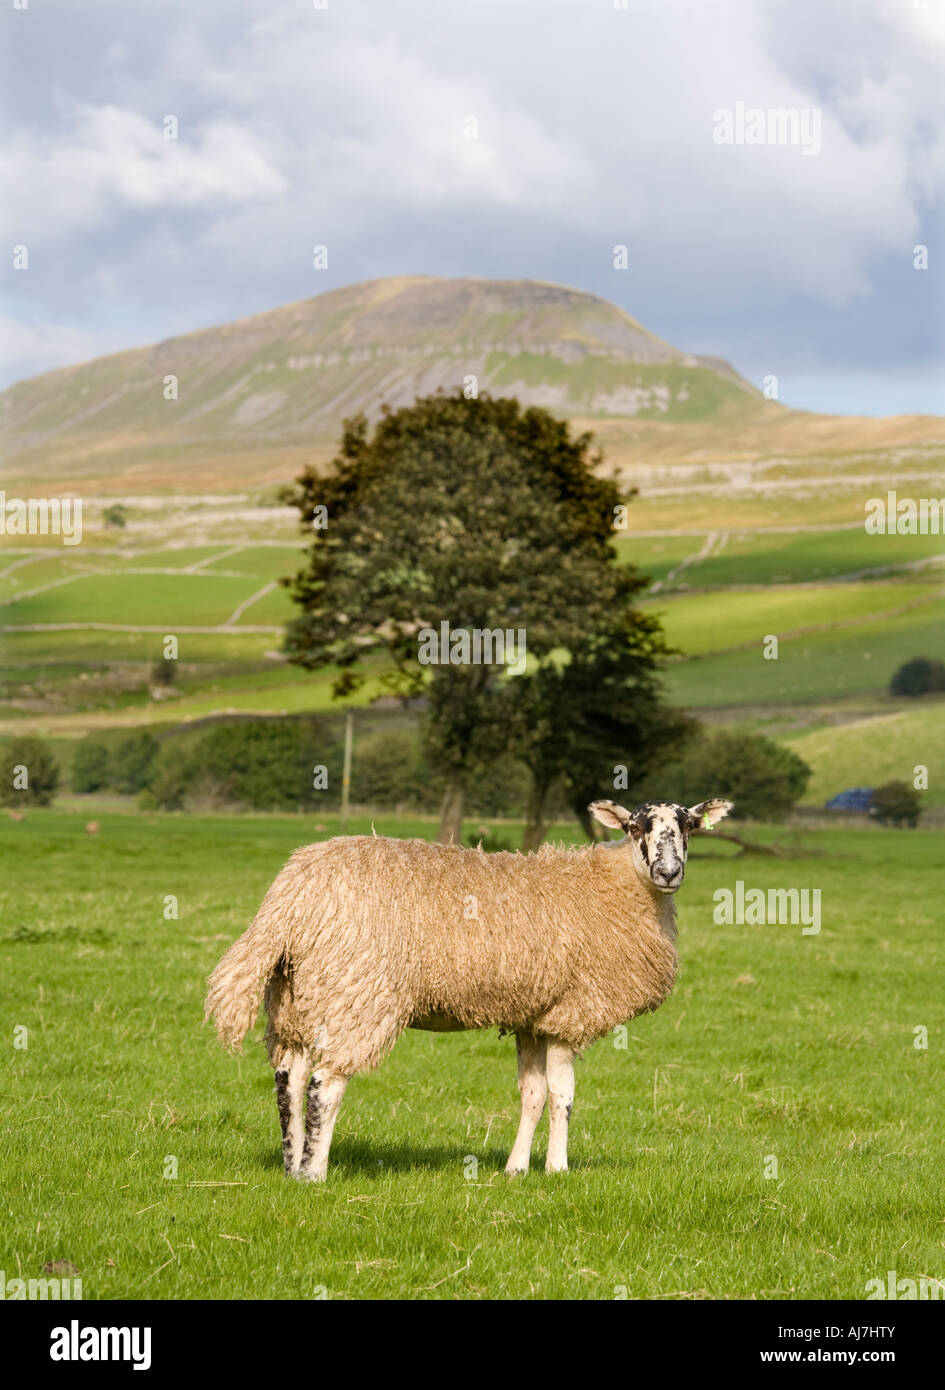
[687,798,734,831]
[589,799,633,834]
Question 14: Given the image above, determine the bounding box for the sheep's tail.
[204,910,284,1051]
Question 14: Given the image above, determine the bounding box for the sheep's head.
[589,798,734,894]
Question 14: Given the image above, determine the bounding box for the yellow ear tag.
[703,814,714,830]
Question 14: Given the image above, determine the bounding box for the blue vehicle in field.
[825,787,874,813]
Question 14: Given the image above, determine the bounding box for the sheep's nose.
[653,867,683,888]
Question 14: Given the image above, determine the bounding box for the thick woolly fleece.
[205,834,679,1076]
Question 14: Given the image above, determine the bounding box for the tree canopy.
[283,390,683,842]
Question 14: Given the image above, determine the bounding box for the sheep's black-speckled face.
[588,796,734,894]
[629,803,696,892]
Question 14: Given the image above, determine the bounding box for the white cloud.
[0,0,942,403]
[147,0,937,304]
[2,104,287,241]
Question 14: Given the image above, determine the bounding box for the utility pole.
[340,710,353,831]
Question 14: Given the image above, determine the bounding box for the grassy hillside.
[0,276,767,493]
[784,702,945,806]
[659,528,945,589]
[644,579,943,656]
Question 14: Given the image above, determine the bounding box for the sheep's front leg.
[545,1039,576,1174]
[505,1033,547,1175]
[274,1052,311,1176]
[297,1069,348,1182]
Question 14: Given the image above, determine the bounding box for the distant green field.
[231,583,296,625]
[0,661,390,739]
[0,627,276,666]
[204,544,305,579]
[1,811,941,1300]
[682,529,945,589]
[0,554,91,600]
[129,546,234,569]
[785,699,945,806]
[3,527,944,825]
[643,578,942,657]
[0,572,272,628]
[614,533,701,585]
[624,486,945,534]
[125,667,380,722]
[661,602,945,708]
[0,541,301,596]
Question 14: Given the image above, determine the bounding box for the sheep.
[204,795,733,1180]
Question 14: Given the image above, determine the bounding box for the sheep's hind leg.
[274,1052,311,1176]
[545,1039,576,1174]
[297,1068,349,1182]
[505,1033,547,1175]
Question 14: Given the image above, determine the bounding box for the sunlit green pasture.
[1,811,941,1300]
[679,528,944,589]
[660,600,945,708]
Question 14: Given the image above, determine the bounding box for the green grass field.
[1,810,942,1300]
[660,604,945,708]
[643,579,943,657]
[614,533,701,584]
[203,545,305,579]
[127,546,235,569]
[0,628,276,665]
[676,529,944,589]
[0,572,272,629]
[2,483,944,813]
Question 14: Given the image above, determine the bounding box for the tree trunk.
[437,782,465,844]
[572,799,601,844]
[522,781,549,852]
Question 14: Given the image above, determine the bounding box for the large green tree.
[284,390,641,841]
[510,606,695,848]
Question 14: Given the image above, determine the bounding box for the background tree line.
[48,718,817,824]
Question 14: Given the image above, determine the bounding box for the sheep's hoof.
[545,1162,568,1174]
[504,1164,528,1177]
[294,1168,327,1183]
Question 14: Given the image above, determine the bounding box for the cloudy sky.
[2,0,943,414]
